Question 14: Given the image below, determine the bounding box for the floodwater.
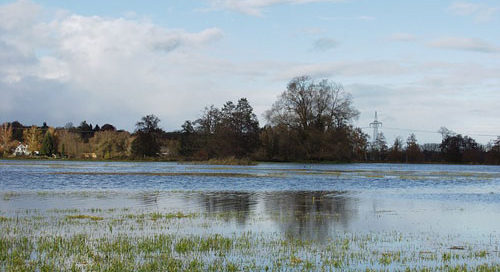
[2,160,500,236]
[1,160,500,270]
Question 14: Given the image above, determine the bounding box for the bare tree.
[438,126,455,139]
[265,76,359,131]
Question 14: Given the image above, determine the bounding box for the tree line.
[368,129,500,165]
[1,76,500,164]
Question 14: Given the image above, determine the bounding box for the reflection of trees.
[191,191,356,239]
[263,191,355,241]
[139,191,159,207]
[199,192,255,225]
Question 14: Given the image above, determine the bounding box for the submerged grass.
[2,192,20,201]
[66,214,104,221]
[149,211,197,221]
[1,207,499,272]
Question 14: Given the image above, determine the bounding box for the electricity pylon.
[369,111,382,143]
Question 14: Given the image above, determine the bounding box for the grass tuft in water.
[66,215,104,221]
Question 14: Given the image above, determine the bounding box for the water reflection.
[194,191,356,240]
[263,191,355,240]
[4,189,500,240]
[139,191,160,207]
[198,192,255,225]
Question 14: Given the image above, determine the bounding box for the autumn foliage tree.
[24,126,43,153]
[57,131,87,158]
[91,130,131,159]
[0,123,14,156]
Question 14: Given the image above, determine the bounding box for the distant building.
[13,143,31,156]
[160,146,171,157]
[83,153,97,159]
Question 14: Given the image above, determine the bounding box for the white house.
[13,143,31,156]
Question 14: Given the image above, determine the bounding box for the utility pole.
[369,111,382,144]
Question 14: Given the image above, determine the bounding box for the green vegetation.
[66,214,104,221]
[2,192,20,201]
[40,130,56,156]
[1,205,499,271]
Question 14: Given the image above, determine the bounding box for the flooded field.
[1,160,500,271]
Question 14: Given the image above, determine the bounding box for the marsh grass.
[2,192,20,201]
[66,215,104,221]
[1,221,499,272]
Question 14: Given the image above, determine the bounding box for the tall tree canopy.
[77,121,94,142]
[191,98,260,159]
[131,114,163,158]
[440,134,482,163]
[265,76,359,131]
[260,76,365,162]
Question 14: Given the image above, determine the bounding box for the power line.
[361,126,498,138]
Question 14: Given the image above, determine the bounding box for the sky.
[0,0,499,144]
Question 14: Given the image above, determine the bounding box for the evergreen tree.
[40,131,56,156]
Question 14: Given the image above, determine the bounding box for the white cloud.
[275,61,413,80]
[0,0,227,129]
[389,33,416,42]
[1,0,500,142]
[0,0,41,31]
[449,1,499,22]
[205,0,344,16]
[428,37,499,53]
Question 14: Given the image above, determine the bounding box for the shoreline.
[1,156,499,166]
